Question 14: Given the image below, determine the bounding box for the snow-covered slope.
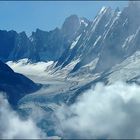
[7,59,54,83]
[45,2,139,81]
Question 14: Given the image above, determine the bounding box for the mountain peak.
[61,15,81,37]
[99,6,107,14]
[128,1,140,9]
[19,31,27,38]
[63,14,79,25]
[128,1,140,6]
[115,7,120,13]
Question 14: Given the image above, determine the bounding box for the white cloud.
[0,93,46,139]
[55,81,140,139]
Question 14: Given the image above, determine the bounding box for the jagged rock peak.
[61,15,81,36]
[128,1,140,7]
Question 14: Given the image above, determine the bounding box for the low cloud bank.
[55,81,140,139]
[2,80,140,139]
[0,94,46,139]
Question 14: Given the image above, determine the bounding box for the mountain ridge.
[0,15,89,63]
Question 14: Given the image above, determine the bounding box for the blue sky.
[0,1,128,35]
